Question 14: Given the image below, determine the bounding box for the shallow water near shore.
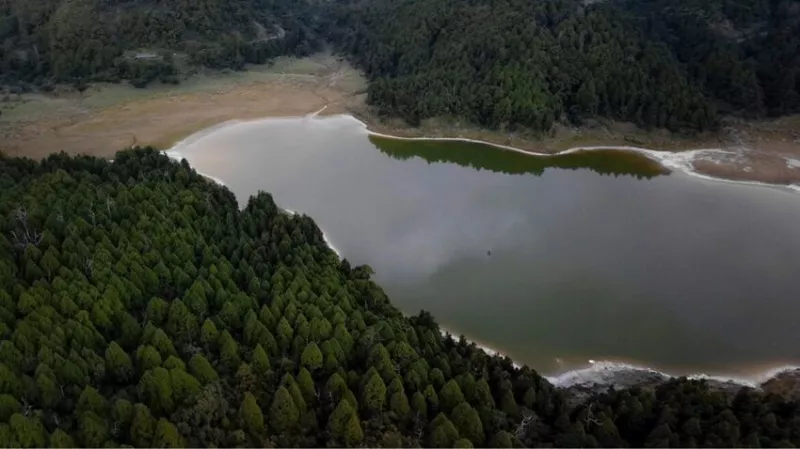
[167,114,800,383]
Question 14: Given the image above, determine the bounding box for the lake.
[168,114,800,380]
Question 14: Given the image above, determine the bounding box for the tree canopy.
[2,0,798,131]
[324,0,799,132]
[0,147,798,447]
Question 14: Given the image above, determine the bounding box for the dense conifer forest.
[0,0,324,86]
[1,148,800,447]
[1,0,798,131]
[327,0,799,132]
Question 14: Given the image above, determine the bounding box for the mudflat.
[0,54,366,160]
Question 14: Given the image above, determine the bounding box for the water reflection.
[370,136,668,179]
[174,115,800,377]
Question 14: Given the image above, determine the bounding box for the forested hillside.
[326,0,800,132]
[1,0,798,132]
[1,148,800,447]
[0,0,323,86]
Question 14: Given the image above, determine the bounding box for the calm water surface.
[172,115,800,377]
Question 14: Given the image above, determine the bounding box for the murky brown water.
[170,115,800,378]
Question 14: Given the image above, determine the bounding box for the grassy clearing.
[0,53,366,159]
[0,53,364,125]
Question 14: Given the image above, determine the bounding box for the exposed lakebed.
[167,114,800,384]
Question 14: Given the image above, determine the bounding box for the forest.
[1,148,800,447]
[0,0,324,87]
[325,0,799,132]
[1,0,798,131]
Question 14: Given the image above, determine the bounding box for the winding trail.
[307,105,328,118]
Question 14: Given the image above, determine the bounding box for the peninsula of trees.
[0,148,799,447]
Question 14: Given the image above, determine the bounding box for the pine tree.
[328,399,357,441]
[188,354,218,385]
[269,386,299,433]
[296,367,316,403]
[439,379,465,412]
[390,389,411,419]
[130,404,156,448]
[451,402,484,446]
[361,371,387,413]
[240,392,265,434]
[251,343,271,374]
[152,418,184,447]
[301,342,323,371]
[429,413,460,448]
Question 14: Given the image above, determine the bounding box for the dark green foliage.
[239,392,265,434]
[300,342,323,371]
[0,148,798,448]
[326,0,800,132]
[269,386,299,433]
[188,354,218,385]
[0,0,324,85]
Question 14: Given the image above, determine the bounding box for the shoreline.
[353,110,800,188]
[2,52,797,187]
[355,120,800,193]
[170,112,800,193]
[161,122,800,394]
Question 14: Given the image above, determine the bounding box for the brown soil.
[762,370,800,401]
[692,151,800,185]
[0,56,365,160]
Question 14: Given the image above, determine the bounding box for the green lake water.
[169,115,800,379]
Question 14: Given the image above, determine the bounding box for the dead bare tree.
[84,257,94,279]
[21,397,32,416]
[583,404,602,429]
[10,206,44,249]
[105,196,115,215]
[141,234,151,251]
[515,412,538,440]
[412,410,425,442]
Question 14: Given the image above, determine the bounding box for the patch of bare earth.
[762,370,800,401]
[691,118,800,186]
[0,55,365,160]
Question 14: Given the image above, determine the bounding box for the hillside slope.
[0,148,799,447]
[325,0,799,133]
[2,0,798,134]
[0,0,323,85]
